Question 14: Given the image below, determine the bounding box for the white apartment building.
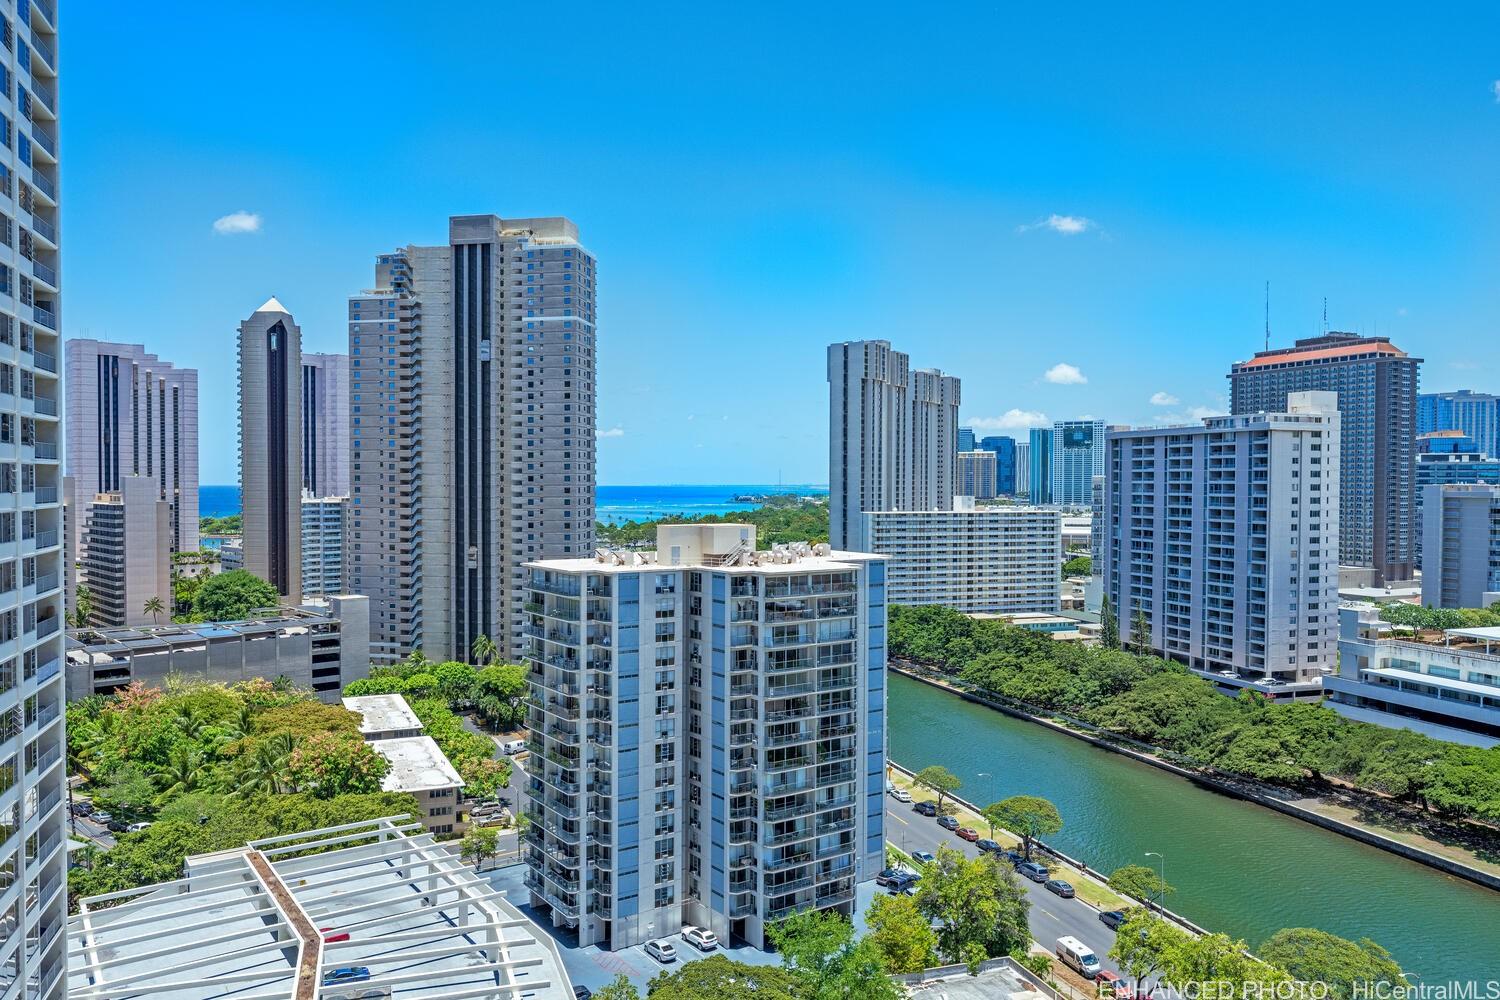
[0,2,65,993]
[238,297,302,599]
[826,340,960,552]
[79,475,171,627]
[300,351,349,497]
[1420,483,1500,610]
[300,491,346,597]
[63,339,198,561]
[1103,392,1341,688]
[1051,420,1106,508]
[867,500,1061,614]
[348,216,598,664]
[1329,604,1500,746]
[956,450,998,500]
[523,524,887,951]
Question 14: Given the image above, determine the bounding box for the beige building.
[369,736,465,836]
[348,216,598,663]
[238,297,302,599]
[342,692,425,740]
[80,474,172,626]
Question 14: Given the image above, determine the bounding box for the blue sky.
[64,2,1500,485]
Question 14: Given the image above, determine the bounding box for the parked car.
[888,787,912,803]
[914,801,938,817]
[107,819,129,833]
[574,988,593,1000]
[72,801,94,816]
[976,838,1001,853]
[125,822,152,833]
[1003,848,1026,865]
[956,827,980,842]
[501,740,528,755]
[875,867,911,888]
[1045,878,1076,898]
[1016,861,1051,882]
[936,815,960,831]
[644,939,677,963]
[911,850,935,864]
[320,927,351,944]
[1099,910,1126,930]
[90,811,113,825]
[681,926,718,952]
[1096,970,1126,998]
[321,967,372,986]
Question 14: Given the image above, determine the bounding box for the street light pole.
[1145,851,1166,916]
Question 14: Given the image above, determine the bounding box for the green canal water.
[887,671,1500,982]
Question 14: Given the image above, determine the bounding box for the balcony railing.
[32,350,57,374]
[31,261,55,288]
[31,170,55,201]
[29,125,55,158]
[32,396,56,416]
[32,216,56,244]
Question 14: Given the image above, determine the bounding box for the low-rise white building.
[369,735,465,836]
[343,692,425,740]
[1327,603,1500,746]
[867,499,1060,614]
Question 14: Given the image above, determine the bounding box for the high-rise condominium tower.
[80,475,172,627]
[826,340,960,551]
[1230,333,1421,584]
[301,351,350,497]
[1104,393,1341,686]
[1027,427,1052,504]
[524,525,886,950]
[1418,390,1500,461]
[348,216,597,663]
[1050,420,1106,508]
[63,340,199,561]
[3,2,66,994]
[238,298,303,599]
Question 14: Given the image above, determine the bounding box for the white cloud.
[1450,360,1480,371]
[968,409,1050,432]
[1018,213,1095,236]
[1154,405,1222,423]
[212,211,262,235]
[1396,307,1409,317]
[597,426,625,438]
[1044,363,1088,385]
[1492,80,1500,102]
[1149,391,1179,406]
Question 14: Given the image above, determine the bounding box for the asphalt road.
[884,795,1123,979]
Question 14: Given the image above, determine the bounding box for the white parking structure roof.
[67,816,571,999]
[370,735,465,793]
[341,692,425,736]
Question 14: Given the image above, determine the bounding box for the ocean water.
[196,484,827,525]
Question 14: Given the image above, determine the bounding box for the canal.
[887,670,1500,982]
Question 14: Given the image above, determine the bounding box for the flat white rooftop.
[342,693,424,736]
[371,735,465,793]
[67,817,569,999]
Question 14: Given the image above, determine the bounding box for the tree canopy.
[188,569,280,622]
[913,845,1031,970]
[595,496,828,549]
[1258,928,1408,1000]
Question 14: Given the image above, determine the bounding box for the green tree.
[1107,864,1173,903]
[190,570,279,622]
[646,955,803,1000]
[94,763,157,820]
[434,661,479,707]
[914,845,1030,967]
[913,765,962,816]
[590,976,641,1000]
[143,596,166,625]
[1132,608,1151,655]
[1099,594,1119,650]
[767,909,900,1000]
[1258,929,1408,999]
[287,733,388,798]
[70,583,95,628]
[152,745,207,804]
[471,633,498,666]
[459,826,500,870]
[475,664,530,728]
[986,795,1062,860]
[865,892,939,973]
[1111,909,1190,992]
[1062,555,1092,577]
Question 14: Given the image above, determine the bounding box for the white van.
[501,740,528,756]
[1057,936,1101,980]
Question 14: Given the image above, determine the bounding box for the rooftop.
[1233,333,1410,370]
[529,526,881,575]
[370,736,464,793]
[67,817,570,999]
[341,693,424,737]
[65,607,341,658]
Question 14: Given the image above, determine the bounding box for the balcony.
[31,261,56,289]
[31,170,55,202]
[30,124,55,159]
[31,34,56,74]
[32,216,56,245]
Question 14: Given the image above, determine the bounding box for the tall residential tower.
[2,0,66,993]
[238,298,303,599]
[301,351,350,497]
[348,216,597,663]
[1230,333,1421,584]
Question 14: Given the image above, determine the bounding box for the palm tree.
[143,596,166,625]
[403,648,428,674]
[69,584,94,628]
[173,707,209,742]
[232,733,297,798]
[154,745,206,803]
[471,634,497,667]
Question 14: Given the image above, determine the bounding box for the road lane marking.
[888,812,908,826]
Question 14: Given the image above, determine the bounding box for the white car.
[681,926,718,952]
[125,821,153,833]
[888,787,912,803]
[644,938,677,963]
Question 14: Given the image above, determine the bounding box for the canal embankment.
[891,662,1500,892]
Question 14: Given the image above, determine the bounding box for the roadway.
[884,795,1124,979]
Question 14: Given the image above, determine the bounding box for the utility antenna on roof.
[1264,281,1270,352]
[1322,297,1328,334]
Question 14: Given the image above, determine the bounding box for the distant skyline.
[63,3,1500,484]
